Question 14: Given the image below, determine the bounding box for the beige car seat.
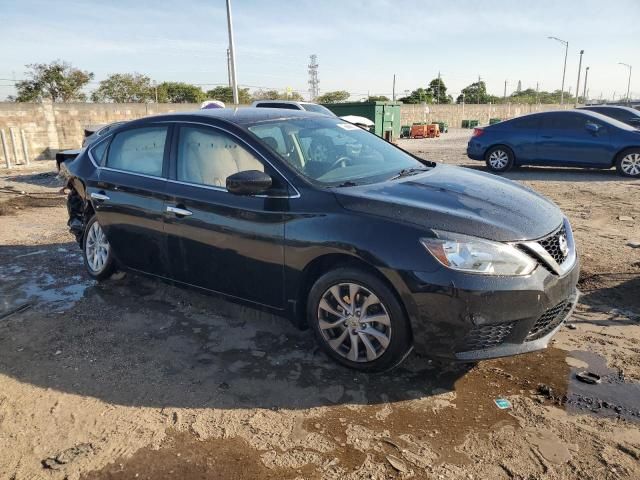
[179,129,263,188]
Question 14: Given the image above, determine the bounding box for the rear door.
[163,123,288,308]
[535,112,611,166]
[90,124,172,277]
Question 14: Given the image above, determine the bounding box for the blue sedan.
[467,110,640,177]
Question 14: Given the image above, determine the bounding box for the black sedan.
[60,108,579,371]
[578,105,640,128]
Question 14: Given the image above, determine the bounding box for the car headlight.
[420,232,537,276]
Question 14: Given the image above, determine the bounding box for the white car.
[251,100,374,130]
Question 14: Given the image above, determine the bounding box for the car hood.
[333,164,563,242]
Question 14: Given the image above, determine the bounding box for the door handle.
[90,192,110,201]
[166,205,193,217]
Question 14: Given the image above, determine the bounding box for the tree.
[157,82,206,103]
[316,90,350,103]
[205,86,252,104]
[91,73,153,103]
[366,95,390,102]
[456,81,498,104]
[398,88,432,104]
[426,78,451,104]
[252,89,304,101]
[13,60,94,102]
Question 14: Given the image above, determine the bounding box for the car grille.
[538,224,569,265]
[526,301,572,341]
[458,322,516,352]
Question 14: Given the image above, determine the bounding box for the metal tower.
[308,55,319,101]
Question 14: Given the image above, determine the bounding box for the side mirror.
[226,170,272,195]
[585,122,600,134]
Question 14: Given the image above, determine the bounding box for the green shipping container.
[321,101,402,141]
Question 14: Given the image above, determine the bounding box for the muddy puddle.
[560,350,640,422]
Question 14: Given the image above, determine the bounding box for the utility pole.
[503,80,507,101]
[477,75,481,104]
[582,67,590,104]
[436,71,441,104]
[536,82,539,104]
[548,36,569,104]
[225,0,239,105]
[575,50,584,106]
[392,74,396,101]
[618,62,632,105]
[226,48,231,87]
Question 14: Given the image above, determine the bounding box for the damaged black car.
[60,108,579,371]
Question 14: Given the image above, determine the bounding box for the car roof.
[579,105,640,114]
[129,107,326,127]
[505,109,635,130]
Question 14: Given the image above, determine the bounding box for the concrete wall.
[0,102,201,163]
[399,103,571,127]
[0,101,573,164]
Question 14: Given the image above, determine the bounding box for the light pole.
[575,50,584,107]
[548,36,569,104]
[583,66,590,104]
[619,62,632,105]
[225,0,239,105]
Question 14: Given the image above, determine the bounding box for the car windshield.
[247,116,429,186]
[301,103,335,116]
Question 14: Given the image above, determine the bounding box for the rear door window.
[106,126,168,176]
[255,102,300,110]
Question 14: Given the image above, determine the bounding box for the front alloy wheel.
[617,150,640,177]
[318,282,392,363]
[308,268,412,372]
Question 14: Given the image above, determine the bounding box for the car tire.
[485,146,514,173]
[82,216,117,281]
[615,149,640,177]
[307,267,413,372]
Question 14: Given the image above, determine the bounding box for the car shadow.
[0,242,473,410]
[462,164,633,183]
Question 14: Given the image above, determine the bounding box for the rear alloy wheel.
[308,268,412,372]
[83,216,117,281]
[616,149,640,177]
[485,146,514,173]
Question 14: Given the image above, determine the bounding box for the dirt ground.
[1,129,639,480]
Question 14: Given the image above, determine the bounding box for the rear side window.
[510,115,540,129]
[106,126,167,176]
[544,114,588,130]
[90,139,108,164]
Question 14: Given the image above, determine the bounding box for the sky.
[0,0,638,101]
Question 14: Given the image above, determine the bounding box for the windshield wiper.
[389,167,429,180]
[335,180,359,187]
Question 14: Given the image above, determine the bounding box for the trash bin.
[489,118,502,125]
[435,121,448,133]
[322,101,402,140]
[462,119,479,128]
[400,125,411,138]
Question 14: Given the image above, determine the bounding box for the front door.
[536,112,611,166]
[90,125,171,277]
[163,124,287,308]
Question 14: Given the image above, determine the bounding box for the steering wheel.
[328,156,352,170]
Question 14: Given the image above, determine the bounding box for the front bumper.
[398,255,580,361]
